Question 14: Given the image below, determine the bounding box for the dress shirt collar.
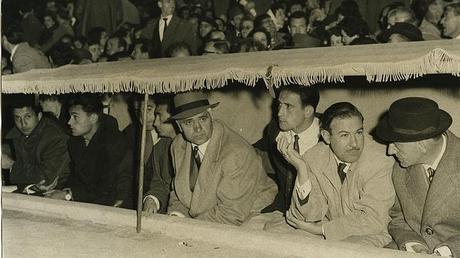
[287,117,320,155]
[161,15,173,25]
[422,133,447,171]
[10,44,20,61]
[192,139,210,160]
[333,154,350,174]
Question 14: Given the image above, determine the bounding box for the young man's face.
[154,104,176,138]
[441,7,460,38]
[289,17,307,36]
[43,15,55,29]
[105,38,122,56]
[277,90,309,132]
[321,116,364,163]
[388,141,424,168]
[68,105,96,137]
[13,107,41,136]
[177,110,213,145]
[139,98,156,131]
[199,21,214,38]
[241,20,254,38]
[159,0,176,16]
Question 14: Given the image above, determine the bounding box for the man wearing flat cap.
[167,91,277,226]
[376,97,460,257]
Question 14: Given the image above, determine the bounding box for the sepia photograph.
[1,0,460,257]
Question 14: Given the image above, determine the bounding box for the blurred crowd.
[2,0,460,74]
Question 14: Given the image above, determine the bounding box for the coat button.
[425,227,434,235]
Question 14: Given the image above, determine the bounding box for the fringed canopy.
[2,40,460,94]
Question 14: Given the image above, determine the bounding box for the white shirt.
[10,44,20,61]
[422,133,446,179]
[159,15,172,42]
[277,117,320,156]
[191,140,210,161]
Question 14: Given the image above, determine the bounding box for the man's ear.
[320,129,331,145]
[38,112,43,121]
[303,105,314,119]
[89,113,99,124]
[158,0,163,9]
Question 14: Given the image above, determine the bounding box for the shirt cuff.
[143,195,160,210]
[404,242,425,253]
[434,246,453,257]
[295,177,312,200]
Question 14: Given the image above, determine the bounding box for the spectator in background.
[377,2,406,34]
[380,22,424,43]
[40,9,75,54]
[39,94,70,130]
[386,7,418,28]
[48,41,73,67]
[131,39,151,60]
[241,16,255,39]
[227,6,245,41]
[87,27,109,55]
[412,0,444,40]
[267,3,287,32]
[104,35,130,62]
[441,2,460,39]
[71,48,93,64]
[2,24,51,73]
[286,11,321,48]
[142,0,199,57]
[72,36,88,49]
[326,27,343,46]
[248,28,271,51]
[199,17,217,40]
[18,0,44,47]
[339,16,376,45]
[214,17,227,32]
[203,40,230,54]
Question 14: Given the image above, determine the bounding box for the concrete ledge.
[2,193,427,258]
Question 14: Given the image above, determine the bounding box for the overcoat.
[291,134,395,247]
[389,131,460,256]
[168,120,277,225]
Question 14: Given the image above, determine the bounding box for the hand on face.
[276,133,304,170]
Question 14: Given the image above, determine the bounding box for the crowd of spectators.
[2,0,460,75]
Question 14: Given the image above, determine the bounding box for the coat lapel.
[322,149,342,192]
[404,164,429,218]
[162,16,179,49]
[173,136,193,208]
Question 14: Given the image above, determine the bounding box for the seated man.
[376,97,460,256]
[123,94,159,205]
[3,95,70,194]
[167,91,277,225]
[143,95,177,214]
[47,94,132,207]
[280,102,394,247]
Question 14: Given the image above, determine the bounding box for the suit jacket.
[291,134,395,247]
[389,131,460,256]
[145,137,174,214]
[11,42,51,74]
[66,115,133,207]
[5,116,70,189]
[168,120,277,226]
[21,13,44,47]
[141,15,198,57]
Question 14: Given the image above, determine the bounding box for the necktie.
[189,146,201,191]
[427,167,436,182]
[162,18,168,41]
[293,134,300,154]
[338,163,347,184]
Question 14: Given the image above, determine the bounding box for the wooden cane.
[136,93,149,233]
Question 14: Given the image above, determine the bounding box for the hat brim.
[169,102,219,121]
[376,110,452,142]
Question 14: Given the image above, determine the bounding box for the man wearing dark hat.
[376,97,460,256]
[379,22,424,43]
[167,91,277,226]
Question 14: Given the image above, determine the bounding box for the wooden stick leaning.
[136,93,149,233]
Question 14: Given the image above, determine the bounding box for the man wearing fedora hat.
[376,97,460,256]
[166,91,277,225]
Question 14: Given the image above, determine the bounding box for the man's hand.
[286,209,322,235]
[142,198,158,216]
[276,134,309,183]
[2,153,14,169]
[44,190,68,200]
